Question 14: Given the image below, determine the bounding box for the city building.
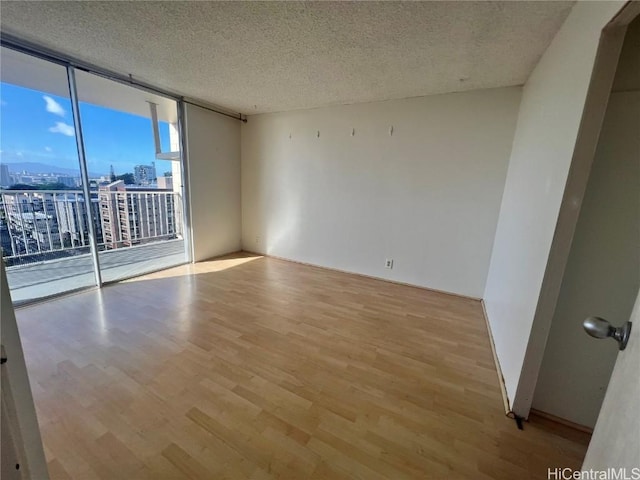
[156,175,173,190]
[1,193,58,254]
[0,223,12,256]
[99,180,176,249]
[0,190,103,256]
[54,193,102,248]
[133,163,156,185]
[0,164,10,186]
[3,171,80,186]
[54,175,77,188]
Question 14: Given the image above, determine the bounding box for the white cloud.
[49,122,75,137]
[45,146,52,152]
[43,95,66,117]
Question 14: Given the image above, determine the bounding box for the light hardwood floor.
[15,253,590,479]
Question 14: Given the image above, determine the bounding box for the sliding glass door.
[75,70,186,283]
[0,46,189,304]
[0,47,98,303]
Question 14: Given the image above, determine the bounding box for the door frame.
[512,1,640,418]
[0,261,49,478]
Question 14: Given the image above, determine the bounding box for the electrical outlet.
[255,235,261,244]
[385,259,393,269]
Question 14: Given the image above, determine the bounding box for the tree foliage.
[116,173,136,185]
[5,183,75,190]
[6,183,38,190]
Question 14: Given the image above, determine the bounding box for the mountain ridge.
[1,161,106,178]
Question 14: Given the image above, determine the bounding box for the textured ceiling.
[0,1,575,114]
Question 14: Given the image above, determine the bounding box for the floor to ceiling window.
[75,70,187,284]
[0,46,189,304]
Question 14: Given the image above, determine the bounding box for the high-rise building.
[99,181,121,249]
[1,164,11,186]
[0,191,103,254]
[55,194,103,248]
[99,180,176,249]
[1,193,59,253]
[54,175,77,188]
[133,163,157,185]
[156,175,173,190]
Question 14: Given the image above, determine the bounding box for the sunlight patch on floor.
[124,253,263,282]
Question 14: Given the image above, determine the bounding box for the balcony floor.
[6,239,186,304]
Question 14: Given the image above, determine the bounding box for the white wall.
[185,103,242,262]
[532,17,640,428]
[241,87,521,298]
[532,91,640,428]
[483,1,624,407]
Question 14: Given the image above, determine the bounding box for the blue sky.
[0,82,172,177]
